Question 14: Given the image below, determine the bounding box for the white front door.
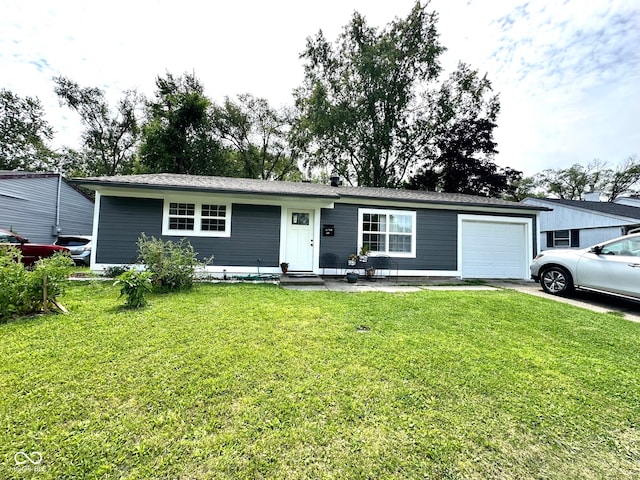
[285,209,314,271]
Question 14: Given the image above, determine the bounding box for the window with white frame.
[552,229,570,247]
[547,229,579,248]
[163,199,231,237]
[358,208,416,257]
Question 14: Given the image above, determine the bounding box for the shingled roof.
[530,198,640,220]
[73,173,544,211]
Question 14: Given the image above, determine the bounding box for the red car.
[0,228,69,265]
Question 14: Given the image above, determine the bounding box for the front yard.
[1,283,639,478]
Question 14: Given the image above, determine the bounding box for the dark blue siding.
[416,209,458,270]
[96,197,163,264]
[319,203,537,271]
[319,204,359,267]
[319,203,458,270]
[208,203,280,267]
[96,196,281,266]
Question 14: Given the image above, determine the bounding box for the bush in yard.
[0,247,31,321]
[114,270,154,308]
[103,265,131,278]
[136,233,211,292]
[0,248,74,322]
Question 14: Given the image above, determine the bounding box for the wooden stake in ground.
[42,272,49,313]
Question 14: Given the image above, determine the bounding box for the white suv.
[530,233,640,300]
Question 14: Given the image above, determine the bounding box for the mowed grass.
[1,283,639,479]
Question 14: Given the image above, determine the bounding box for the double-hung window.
[358,208,416,257]
[547,229,579,248]
[163,199,231,237]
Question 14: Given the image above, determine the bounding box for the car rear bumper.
[70,251,91,265]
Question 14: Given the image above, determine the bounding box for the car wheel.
[540,266,574,295]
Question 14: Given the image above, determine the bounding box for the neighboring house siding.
[539,227,623,250]
[523,197,639,249]
[58,183,94,236]
[319,203,458,270]
[0,175,93,243]
[575,228,624,247]
[96,196,280,266]
[615,197,640,207]
[0,176,59,243]
[523,198,639,230]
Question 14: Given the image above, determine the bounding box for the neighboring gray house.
[74,174,546,280]
[615,196,640,208]
[0,171,94,244]
[522,197,640,250]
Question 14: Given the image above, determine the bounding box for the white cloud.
[1,0,638,176]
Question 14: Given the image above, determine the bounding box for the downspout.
[54,172,62,237]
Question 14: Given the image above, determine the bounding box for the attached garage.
[458,215,533,279]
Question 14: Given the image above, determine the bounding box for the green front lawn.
[1,283,639,478]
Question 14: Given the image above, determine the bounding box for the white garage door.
[460,218,529,279]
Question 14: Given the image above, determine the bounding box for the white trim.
[90,191,101,267]
[534,212,541,256]
[457,214,533,280]
[357,208,417,258]
[161,197,232,237]
[91,262,460,278]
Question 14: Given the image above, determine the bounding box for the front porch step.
[279,272,325,286]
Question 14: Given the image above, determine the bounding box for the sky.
[0,0,638,177]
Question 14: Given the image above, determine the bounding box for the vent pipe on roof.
[330,176,340,187]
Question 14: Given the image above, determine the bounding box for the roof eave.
[70,178,340,200]
[339,193,550,211]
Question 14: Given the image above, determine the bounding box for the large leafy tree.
[0,88,58,171]
[54,76,143,176]
[533,157,640,201]
[505,176,540,202]
[294,2,443,187]
[211,94,301,180]
[406,63,518,196]
[140,72,230,176]
[604,155,640,201]
[534,160,607,200]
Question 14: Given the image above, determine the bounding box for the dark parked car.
[0,228,69,265]
[54,235,92,266]
[530,232,640,300]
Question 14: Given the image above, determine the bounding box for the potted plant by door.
[365,266,376,281]
[280,262,289,274]
[347,253,358,267]
[346,271,359,283]
[358,244,370,262]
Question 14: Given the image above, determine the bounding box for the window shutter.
[570,230,580,248]
[546,232,554,248]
